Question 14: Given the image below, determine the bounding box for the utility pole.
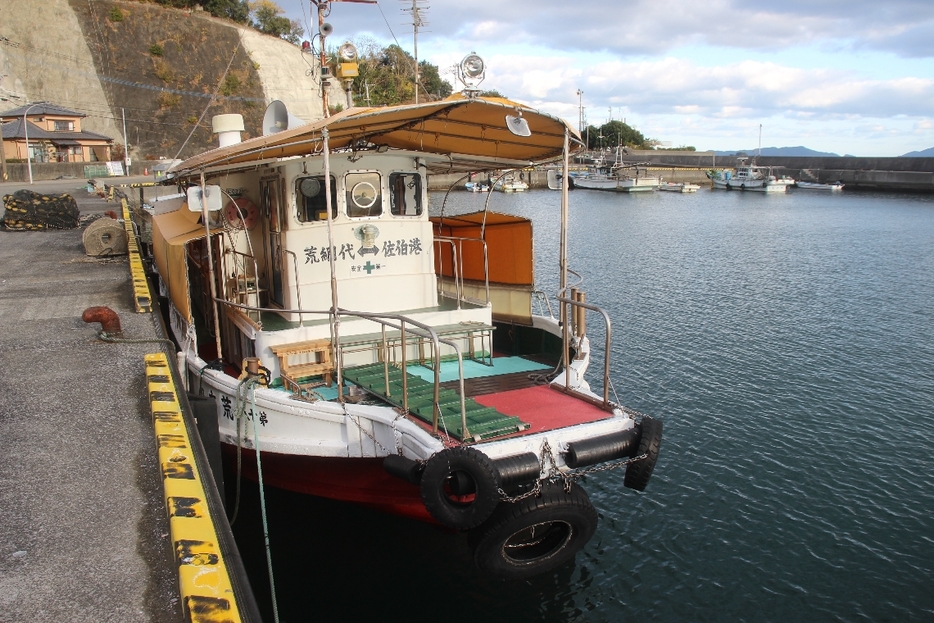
[122,108,129,173]
[402,0,428,104]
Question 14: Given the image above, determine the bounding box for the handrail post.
[283,249,303,326]
[381,324,390,397]
[401,322,408,415]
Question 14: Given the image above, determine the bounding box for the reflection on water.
[233,188,934,622]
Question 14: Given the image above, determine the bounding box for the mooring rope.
[246,377,281,623]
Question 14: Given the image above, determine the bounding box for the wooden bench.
[270,339,334,392]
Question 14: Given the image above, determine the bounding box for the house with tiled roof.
[0,102,114,164]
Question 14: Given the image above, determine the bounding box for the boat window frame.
[344,171,383,219]
[388,170,423,217]
[295,174,338,224]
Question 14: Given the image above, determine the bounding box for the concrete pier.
[0,178,259,622]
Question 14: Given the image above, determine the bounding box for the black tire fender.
[624,415,663,491]
[468,481,598,580]
[420,446,501,529]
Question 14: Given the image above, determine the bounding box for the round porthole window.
[351,181,377,209]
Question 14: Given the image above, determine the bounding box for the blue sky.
[280,0,934,156]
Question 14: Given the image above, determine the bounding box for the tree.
[418,61,453,100]
[584,120,649,150]
[250,0,303,44]
[330,42,457,106]
[203,0,250,23]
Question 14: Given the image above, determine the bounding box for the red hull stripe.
[220,445,435,523]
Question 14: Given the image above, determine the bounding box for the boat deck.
[341,356,614,442]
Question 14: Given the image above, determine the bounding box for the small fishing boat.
[492,173,529,192]
[658,182,700,193]
[708,157,795,192]
[140,47,662,581]
[795,180,844,191]
[464,181,490,193]
[613,164,661,193]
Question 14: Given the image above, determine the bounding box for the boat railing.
[334,308,470,437]
[532,290,556,319]
[556,284,614,410]
[213,298,474,439]
[433,235,490,309]
[281,249,304,326]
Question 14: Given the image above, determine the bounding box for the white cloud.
[278,0,934,155]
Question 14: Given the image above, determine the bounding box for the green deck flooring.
[342,362,529,441]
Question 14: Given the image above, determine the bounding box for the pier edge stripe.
[122,198,152,313]
[146,352,243,623]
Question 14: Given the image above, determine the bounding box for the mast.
[312,0,378,116]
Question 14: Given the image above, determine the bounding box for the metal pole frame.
[23,102,41,185]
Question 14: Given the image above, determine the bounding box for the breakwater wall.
[618,151,934,192]
[428,151,934,192]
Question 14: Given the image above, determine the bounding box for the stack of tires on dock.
[2,189,80,231]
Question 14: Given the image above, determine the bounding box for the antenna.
[401,0,429,104]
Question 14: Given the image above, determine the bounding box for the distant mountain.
[713,146,841,157]
[900,147,934,157]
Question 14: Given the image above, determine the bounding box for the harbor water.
[229,186,934,622]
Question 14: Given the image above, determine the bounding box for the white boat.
[493,173,529,192]
[795,181,844,191]
[569,151,660,193]
[708,157,795,192]
[658,182,700,193]
[464,181,490,192]
[546,166,565,190]
[613,165,662,193]
[140,52,662,581]
[569,168,620,191]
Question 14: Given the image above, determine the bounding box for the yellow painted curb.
[146,353,243,623]
[122,198,152,313]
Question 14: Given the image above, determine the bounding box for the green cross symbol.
[362,261,376,274]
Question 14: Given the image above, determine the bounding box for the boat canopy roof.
[172,95,582,176]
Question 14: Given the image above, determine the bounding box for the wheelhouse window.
[389,172,422,216]
[296,175,337,223]
[345,172,382,218]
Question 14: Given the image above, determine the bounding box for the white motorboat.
[613,165,661,193]
[708,157,795,192]
[795,181,844,191]
[658,182,700,193]
[493,173,529,192]
[464,181,490,192]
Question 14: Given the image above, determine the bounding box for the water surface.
[232,187,934,622]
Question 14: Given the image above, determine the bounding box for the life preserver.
[420,446,501,529]
[468,481,598,580]
[224,197,259,230]
[623,415,663,491]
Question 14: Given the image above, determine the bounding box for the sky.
[279,0,934,156]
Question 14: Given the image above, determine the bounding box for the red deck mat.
[473,384,612,434]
